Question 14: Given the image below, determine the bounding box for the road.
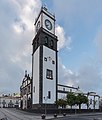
[50,113,102,120]
[0,108,102,120]
[0,108,42,120]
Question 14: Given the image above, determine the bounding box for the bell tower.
[32,7,58,106]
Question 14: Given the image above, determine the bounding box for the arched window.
[50,40,54,48]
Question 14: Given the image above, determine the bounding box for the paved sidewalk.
[1,108,102,120]
[40,112,102,120]
[37,114,65,120]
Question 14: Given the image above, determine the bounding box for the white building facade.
[57,85,100,110]
[32,7,58,107]
[19,6,100,111]
[0,94,20,108]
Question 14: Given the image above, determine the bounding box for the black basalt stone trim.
[33,28,58,52]
[57,84,78,90]
[39,46,43,103]
[31,54,34,108]
[31,79,33,108]
[56,51,58,102]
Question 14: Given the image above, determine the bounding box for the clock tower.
[32,7,58,107]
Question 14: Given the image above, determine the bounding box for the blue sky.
[0,0,102,95]
[42,0,98,70]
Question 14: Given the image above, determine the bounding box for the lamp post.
[0,96,1,108]
[44,96,48,116]
[75,104,77,114]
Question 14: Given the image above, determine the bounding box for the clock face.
[45,19,52,30]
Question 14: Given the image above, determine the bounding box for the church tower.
[32,7,58,106]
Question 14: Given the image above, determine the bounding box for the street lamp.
[0,96,1,108]
[41,96,48,119]
[44,96,48,116]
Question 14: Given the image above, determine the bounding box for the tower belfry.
[32,6,58,107]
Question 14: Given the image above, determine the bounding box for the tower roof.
[35,6,55,25]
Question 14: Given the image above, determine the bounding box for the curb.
[45,113,102,120]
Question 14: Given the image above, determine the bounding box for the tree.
[76,94,88,109]
[66,92,76,109]
[55,99,67,108]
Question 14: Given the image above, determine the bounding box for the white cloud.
[52,0,102,95]
[55,25,72,50]
[58,58,102,94]
[1,0,102,96]
[0,0,41,93]
[58,60,77,87]
[0,0,72,93]
[12,0,41,33]
[13,23,24,34]
[95,26,102,62]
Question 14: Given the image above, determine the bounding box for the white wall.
[95,96,99,109]
[88,96,99,109]
[58,86,77,93]
[23,95,27,109]
[42,13,55,34]
[32,47,39,104]
[43,46,56,103]
[58,93,67,100]
[35,15,41,34]
[0,97,19,108]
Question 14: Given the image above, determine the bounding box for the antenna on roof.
[25,70,27,77]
